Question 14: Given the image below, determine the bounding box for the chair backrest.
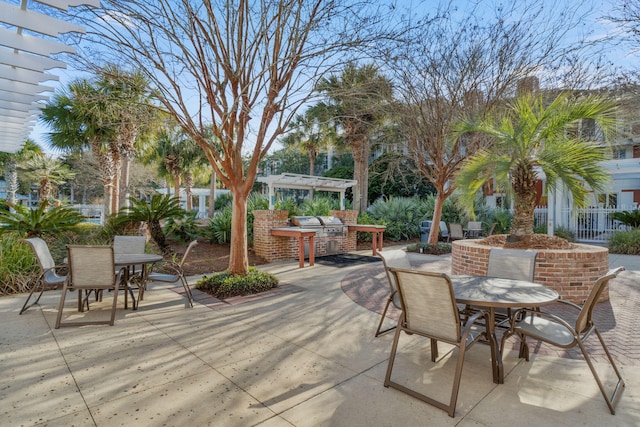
[113,235,146,255]
[390,268,461,342]
[378,249,412,294]
[487,248,537,281]
[179,240,199,267]
[449,223,464,239]
[25,238,55,271]
[576,267,625,334]
[467,221,482,230]
[439,221,449,238]
[67,245,117,289]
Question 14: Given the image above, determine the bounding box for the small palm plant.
[610,209,640,229]
[115,194,186,253]
[456,93,616,239]
[0,201,85,237]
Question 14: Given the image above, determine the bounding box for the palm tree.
[0,139,42,207]
[456,93,616,238]
[41,81,118,214]
[18,155,76,206]
[317,63,393,212]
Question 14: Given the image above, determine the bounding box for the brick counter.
[451,239,610,303]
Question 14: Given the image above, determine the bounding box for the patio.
[2,250,640,426]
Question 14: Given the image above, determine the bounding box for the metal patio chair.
[501,267,626,414]
[20,238,67,315]
[448,223,465,241]
[384,268,488,417]
[146,240,197,307]
[375,249,412,337]
[56,245,125,328]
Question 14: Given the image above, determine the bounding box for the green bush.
[300,196,339,216]
[610,209,640,228]
[0,233,39,295]
[207,205,232,244]
[609,229,640,255]
[553,226,575,242]
[356,212,386,242]
[0,201,85,237]
[195,267,278,299]
[366,197,423,241]
[164,211,200,242]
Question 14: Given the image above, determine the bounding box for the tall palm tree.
[18,154,76,206]
[456,93,617,237]
[41,81,119,214]
[281,103,338,177]
[317,63,393,212]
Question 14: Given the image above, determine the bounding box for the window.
[597,193,618,208]
[613,149,626,159]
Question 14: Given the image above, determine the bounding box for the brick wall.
[253,209,360,262]
[451,240,610,303]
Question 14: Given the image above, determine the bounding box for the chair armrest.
[149,261,183,276]
[509,307,576,333]
[461,309,489,341]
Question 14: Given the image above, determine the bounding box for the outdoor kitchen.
[253,174,384,267]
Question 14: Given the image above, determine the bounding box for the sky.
[29,0,639,156]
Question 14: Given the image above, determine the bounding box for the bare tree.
[71,0,398,274]
[381,1,611,244]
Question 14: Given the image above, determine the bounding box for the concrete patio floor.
[2,250,640,426]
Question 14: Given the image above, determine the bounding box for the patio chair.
[501,267,626,414]
[384,268,488,417]
[375,249,412,337]
[56,245,125,328]
[146,240,197,307]
[438,221,449,241]
[112,235,147,308]
[20,238,67,315]
[463,248,538,324]
[448,223,465,241]
[466,221,483,238]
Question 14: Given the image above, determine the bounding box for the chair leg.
[430,338,439,362]
[55,283,70,329]
[579,329,625,414]
[109,286,119,326]
[180,276,194,308]
[375,297,395,337]
[19,279,43,315]
[383,321,403,387]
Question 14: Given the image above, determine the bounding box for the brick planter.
[451,239,610,303]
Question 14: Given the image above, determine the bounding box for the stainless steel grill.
[289,215,346,237]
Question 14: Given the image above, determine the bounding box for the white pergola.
[257,173,357,210]
[0,0,98,153]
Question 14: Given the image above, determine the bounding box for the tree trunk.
[428,190,448,245]
[119,156,132,209]
[511,163,537,236]
[228,190,249,275]
[184,171,194,211]
[149,219,169,253]
[4,160,17,207]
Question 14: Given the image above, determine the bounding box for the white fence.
[533,205,633,243]
[72,204,104,225]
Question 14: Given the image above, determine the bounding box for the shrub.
[406,242,452,255]
[207,205,232,244]
[610,209,640,228]
[366,197,423,241]
[553,226,575,242]
[0,233,39,295]
[300,196,339,216]
[196,267,278,299]
[164,211,200,242]
[609,229,640,255]
[0,201,85,237]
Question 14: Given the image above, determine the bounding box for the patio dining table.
[114,253,163,310]
[451,275,559,384]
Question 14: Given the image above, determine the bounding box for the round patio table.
[452,275,559,384]
[115,254,163,309]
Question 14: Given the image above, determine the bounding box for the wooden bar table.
[270,228,316,268]
[348,224,386,255]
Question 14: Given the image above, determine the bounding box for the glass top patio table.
[114,254,163,310]
[451,275,559,384]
